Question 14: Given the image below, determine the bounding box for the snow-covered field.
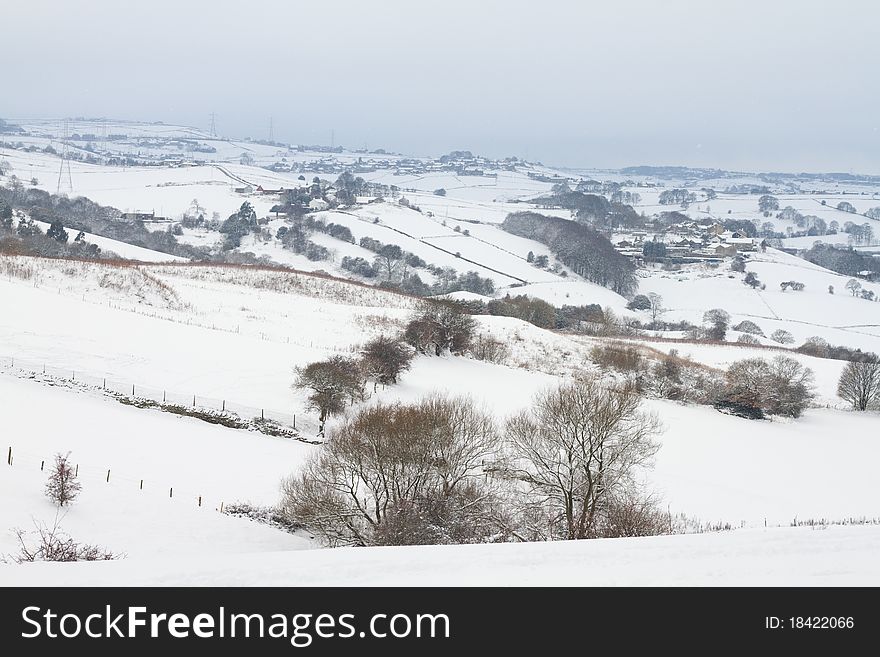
[636,248,880,353]
[0,376,312,562]
[5,525,880,586]
[1,252,879,586]
[3,119,880,586]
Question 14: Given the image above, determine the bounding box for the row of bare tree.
[281,376,664,547]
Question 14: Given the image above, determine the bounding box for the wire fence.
[0,354,304,431]
[4,443,232,514]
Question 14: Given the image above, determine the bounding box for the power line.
[56,118,73,194]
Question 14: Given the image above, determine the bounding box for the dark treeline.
[530,189,644,231]
[803,243,880,277]
[447,294,604,332]
[502,211,638,296]
[0,184,204,260]
[0,205,108,259]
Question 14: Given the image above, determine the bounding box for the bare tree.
[45,452,81,507]
[743,271,761,289]
[846,279,862,297]
[281,396,500,546]
[720,356,814,418]
[294,356,365,433]
[837,357,880,411]
[702,308,731,341]
[404,302,476,356]
[770,329,795,344]
[361,335,414,390]
[503,376,661,541]
[647,292,665,325]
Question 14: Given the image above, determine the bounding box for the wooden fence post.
[198,496,202,507]
[6,446,11,466]
[169,487,173,498]
[75,464,78,476]
[106,469,111,483]
[41,460,44,471]
[140,479,143,490]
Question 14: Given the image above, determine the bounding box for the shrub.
[732,320,764,336]
[718,356,814,418]
[626,294,651,311]
[361,335,414,388]
[796,336,830,358]
[294,356,365,433]
[281,396,499,546]
[45,453,81,507]
[471,335,509,364]
[403,302,476,356]
[646,350,724,404]
[770,329,795,344]
[590,341,645,373]
[6,520,119,563]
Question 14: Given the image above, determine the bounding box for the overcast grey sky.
[3,0,878,173]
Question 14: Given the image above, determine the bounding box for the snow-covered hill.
[2,254,879,575]
[3,120,880,587]
[637,247,880,353]
[6,524,880,586]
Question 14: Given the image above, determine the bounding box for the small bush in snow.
[403,302,476,356]
[647,350,724,404]
[718,356,814,419]
[590,341,645,373]
[45,452,81,507]
[5,520,119,564]
[222,502,304,533]
[471,335,509,364]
